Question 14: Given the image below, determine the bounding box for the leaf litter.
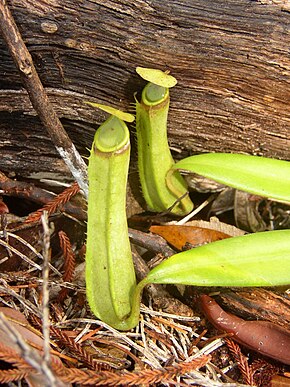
[0,182,288,386]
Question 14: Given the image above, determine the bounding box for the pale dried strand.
[1,231,62,276]
[141,304,203,345]
[145,338,169,363]
[0,238,42,271]
[190,338,225,358]
[139,314,147,352]
[176,329,190,357]
[0,281,42,317]
[176,194,216,225]
[140,304,200,323]
[0,272,85,293]
[0,312,65,387]
[54,317,162,368]
[139,315,173,367]
[157,321,188,359]
[41,212,52,367]
[142,309,204,373]
[142,318,181,360]
[37,279,85,293]
[74,322,92,343]
[183,338,253,387]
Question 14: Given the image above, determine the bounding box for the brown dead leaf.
[185,217,245,237]
[149,225,231,251]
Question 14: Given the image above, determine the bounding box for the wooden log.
[0,0,289,182]
[219,289,290,330]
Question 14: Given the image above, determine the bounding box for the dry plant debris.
[0,0,289,384]
[0,186,288,386]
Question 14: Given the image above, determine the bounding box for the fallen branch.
[0,0,88,197]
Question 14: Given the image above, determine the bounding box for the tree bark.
[0,0,290,182]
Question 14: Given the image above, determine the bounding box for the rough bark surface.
[0,0,290,181]
[219,289,290,330]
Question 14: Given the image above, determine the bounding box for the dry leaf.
[185,216,245,237]
[150,224,230,250]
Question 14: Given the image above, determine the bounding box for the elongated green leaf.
[171,153,290,203]
[142,230,290,287]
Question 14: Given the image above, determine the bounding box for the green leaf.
[136,66,177,88]
[142,230,290,287]
[171,153,290,203]
[85,102,135,123]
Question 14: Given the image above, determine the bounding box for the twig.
[177,194,217,225]
[0,238,42,271]
[0,231,62,276]
[0,171,85,221]
[0,312,65,387]
[0,281,42,317]
[0,197,10,255]
[128,228,175,257]
[41,212,52,367]
[0,0,88,197]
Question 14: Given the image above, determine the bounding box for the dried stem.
[0,172,85,221]
[41,212,52,367]
[0,312,65,387]
[0,0,88,196]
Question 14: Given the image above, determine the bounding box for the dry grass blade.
[122,357,210,385]
[225,338,254,386]
[41,212,52,367]
[25,182,80,223]
[57,231,76,303]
